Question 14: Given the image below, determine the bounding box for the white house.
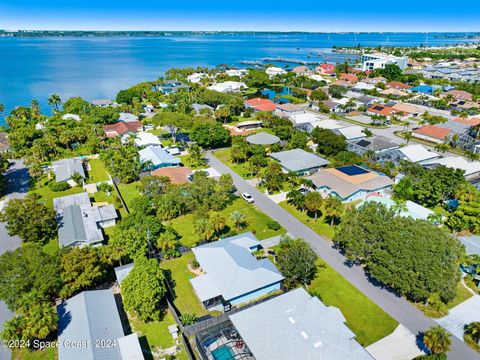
[361,53,409,71]
[266,66,287,77]
[208,81,248,93]
[187,72,207,83]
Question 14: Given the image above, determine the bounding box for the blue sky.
[1,0,480,32]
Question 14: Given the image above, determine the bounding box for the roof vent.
[301,331,309,339]
[314,341,323,348]
[288,317,295,325]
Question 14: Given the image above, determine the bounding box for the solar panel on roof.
[337,165,369,176]
[356,139,371,148]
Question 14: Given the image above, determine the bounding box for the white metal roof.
[423,156,480,176]
[398,144,439,163]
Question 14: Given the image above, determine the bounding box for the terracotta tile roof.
[388,81,412,90]
[453,117,480,126]
[368,105,396,117]
[245,98,277,112]
[391,103,422,115]
[340,73,359,82]
[151,166,193,184]
[317,64,335,74]
[102,121,143,137]
[413,125,451,140]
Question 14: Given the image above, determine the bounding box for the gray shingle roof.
[52,158,85,183]
[57,290,124,360]
[190,232,284,302]
[270,149,329,172]
[58,205,88,247]
[114,263,135,285]
[246,132,280,145]
[229,288,374,360]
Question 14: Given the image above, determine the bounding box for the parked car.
[241,192,255,203]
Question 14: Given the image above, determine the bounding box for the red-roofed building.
[453,117,480,127]
[103,121,143,138]
[245,98,277,112]
[413,125,451,144]
[367,104,398,119]
[443,90,473,101]
[388,81,412,90]
[339,73,358,83]
[316,64,335,75]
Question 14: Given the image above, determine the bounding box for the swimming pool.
[212,346,236,360]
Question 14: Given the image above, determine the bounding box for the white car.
[241,192,254,203]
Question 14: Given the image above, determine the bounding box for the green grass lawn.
[161,253,209,317]
[129,309,177,350]
[447,282,474,309]
[169,198,286,247]
[279,201,335,239]
[86,158,110,183]
[42,237,59,256]
[178,155,207,170]
[309,261,398,346]
[117,181,141,210]
[147,128,169,136]
[12,347,57,360]
[213,148,254,179]
[32,185,84,208]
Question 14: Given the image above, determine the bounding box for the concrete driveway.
[436,295,480,342]
[0,159,29,360]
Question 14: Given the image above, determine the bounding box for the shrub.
[48,181,71,192]
[267,220,281,231]
[98,182,114,193]
[179,313,197,326]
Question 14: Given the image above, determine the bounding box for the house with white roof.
[422,156,480,180]
[138,145,180,170]
[57,290,143,360]
[302,119,344,133]
[187,72,207,83]
[334,126,366,141]
[62,113,81,121]
[130,132,162,148]
[225,69,248,77]
[190,232,284,312]
[208,81,248,93]
[358,195,436,222]
[266,66,287,77]
[288,111,329,129]
[387,144,440,165]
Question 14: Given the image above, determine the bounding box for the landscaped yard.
[161,252,209,317]
[309,261,398,346]
[279,201,335,239]
[32,184,84,208]
[86,158,110,183]
[213,148,254,179]
[11,347,57,360]
[117,181,141,210]
[129,309,177,350]
[169,198,286,248]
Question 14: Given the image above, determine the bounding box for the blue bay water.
[0,32,478,125]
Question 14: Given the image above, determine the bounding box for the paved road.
[0,159,29,360]
[206,152,479,360]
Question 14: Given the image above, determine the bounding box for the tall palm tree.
[210,212,226,235]
[434,142,450,155]
[31,99,41,117]
[194,218,214,242]
[465,150,480,163]
[404,131,412,144]
[323,196,343,226]
[465,322,480,344]
[230,210,247,231]
[304,191,323,221]
[423,326,452,355]
[48,93,62,111]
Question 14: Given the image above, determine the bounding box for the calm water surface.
[0,33,478,125]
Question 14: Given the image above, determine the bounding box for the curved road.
[0,159,30,360]
[206,151,479,360]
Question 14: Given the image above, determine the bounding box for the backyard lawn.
[117,181,141,210]
[129,309,177,350]
[33,184,84,208]
[309,261,398,346]
[169,198,286,248]
[213,148,254,179]
[86,158,110,183]
[11,347,57,360]
[279,201,335,239]
[161,252,209,317]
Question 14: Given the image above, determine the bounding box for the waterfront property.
[361,53,408,71]
[52,157,86,186]
[103,121,143,138]
[53,192,118,247]
[159,80,190,94]
[196,288,373,360]
[138,145,181,170]
[208,81,247,93]
[270,149,329,175]
[307,165,394,202]
[190,232,284,312]
[57,289,143,360]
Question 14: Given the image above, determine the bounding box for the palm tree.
[362,128,373,137]
[230,210,247,231]
[210,212,226,235]
[323,196,344,226]
[434,142,450,155]
[404,132,412,144]
[450,133,459,148]
[194,218,214,242]
[392,199,408,215]
[465,322,480,345]
[187,144,205,168]
[304,191,323,221]
[423,326,452,355]
[286,189,306,211]
[31,99,41,117]
[465,150,480,162]
[48,93,62,111]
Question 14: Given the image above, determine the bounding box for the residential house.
[246,132,280,146]
[307,165,394,202]
[367,104,398,120]
[151,166,193,185]
[53,192,118,248]
[131,132,162,147]
[292,65,309,75]
[347,136,400,160]
[187,72,208,83]
[364,76,386,84]
[266,66,287,77]
[57,290,143,360]
[245,98,277,112]
[317,63,336,75]
[422,156,480,180]
[380,88,410,97]
[190,232,284,312]
[138,145,180,170]
[119,112,139,123]
[270,149,329,175]
[334,126,367,141]
[0,132,9,152]
[192,103,214,114]
[289,111,330,129]
[208,81,248,93]
[301,119,344,133]
[225,69,249,77]
[355,95,379,107]
[225,288,374,360]
[391,103,423,117]
[62,113,81,121]
[321,100,343,112]
[412,125,451,144]
[410,85,439,95]
[458,236,480,256]
[387,81,412,90]
[361,53,408,71]
[114,263,135,285]
[351,82,375,92]
[235,120,263,131]
[339,73,358,83]
[274,103,308,118]
[52,158,86,186]
[159,80,190,94]
[103,121,143,138]
[443,90,473,101]
[387,144,440,164]
[91,99,118,108]
[358,196,435,222]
